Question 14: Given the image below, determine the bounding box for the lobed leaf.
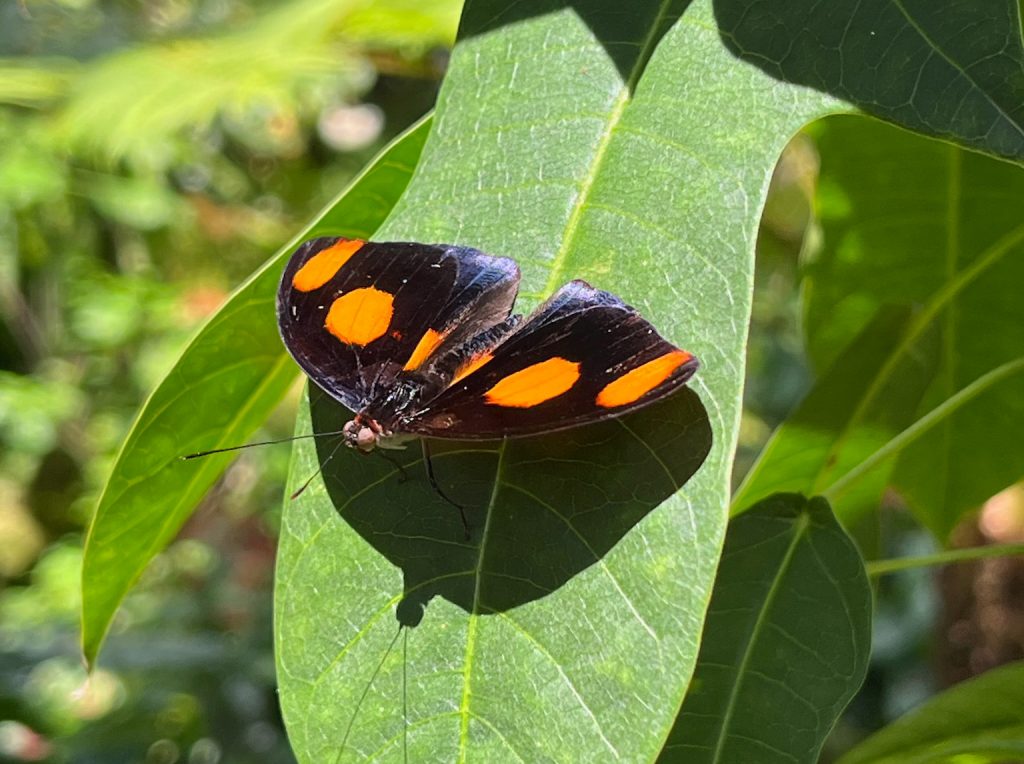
[275,0,842,761]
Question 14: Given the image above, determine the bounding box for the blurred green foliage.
[0,0,457,760]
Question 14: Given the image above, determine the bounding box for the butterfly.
[276,237,699,455]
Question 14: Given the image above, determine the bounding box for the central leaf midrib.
[540,0,674,299]
[455,2,675,755]
[457,440,507,762]
[709,513,811,763]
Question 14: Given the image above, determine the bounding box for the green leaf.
[664,494,871,763]
[838,661,1024,764]
[275,1,841,761]
[80,117,431,668]
[804,115,1024,539]
[716,0,1024,163]
[732,309,936,524]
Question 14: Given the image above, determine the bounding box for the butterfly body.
[277,237,699,451]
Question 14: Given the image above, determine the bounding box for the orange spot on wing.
[404,328,444,371]
[451,353,494,384]
[485,357,580,408]
[596,350,693,408]
[324,287,393,346]
[292,239,364,292]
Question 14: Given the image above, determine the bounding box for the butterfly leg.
[373,449,410,482]
[421,439,470,539]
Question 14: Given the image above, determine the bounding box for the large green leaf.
[664,494,871,763]
[80,117,430,668]
[838,661,1024,764]
[715,0,1024,163]
[803,115,1024,539]
[274,1,842,761]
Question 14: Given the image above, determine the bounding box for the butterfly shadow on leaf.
[309,386,711,625]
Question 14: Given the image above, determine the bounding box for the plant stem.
[822,356,1024,501]
[867,542,1024,577]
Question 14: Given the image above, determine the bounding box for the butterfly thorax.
[341,373,438,452]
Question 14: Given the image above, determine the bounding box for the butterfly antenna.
[335,624,404,764]
[421,440,470,539]
[290,437,347,500]
[181,430,345,460]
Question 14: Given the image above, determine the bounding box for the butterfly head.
[342,415,389,453]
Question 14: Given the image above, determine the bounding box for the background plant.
[2,0,1023,762]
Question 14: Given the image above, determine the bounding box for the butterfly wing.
[399,280,699,439]
[277,237,520,412]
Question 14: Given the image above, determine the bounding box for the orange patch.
[324,287,393,346]
[404,328,445,371]
[596,350,693,408]
[485,357,580,408]
[451,353,494,384]
[292,239,364,292]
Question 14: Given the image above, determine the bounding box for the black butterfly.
[276,237,699,454]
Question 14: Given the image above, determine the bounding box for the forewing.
[401,281,699,438]
[277,237,520,411]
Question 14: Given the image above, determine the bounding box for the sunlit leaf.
[275,1,842,760]
[80,117,431,668]
[0,58,76,108]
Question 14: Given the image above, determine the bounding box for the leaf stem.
[807,222,1024,495]
[867,542,1024,577]
[822,356,1024,501]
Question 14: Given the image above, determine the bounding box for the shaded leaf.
[804,115,1024,538]
[275,0,841,761]
[715,0,1024,163]
[80,117,431,668]
[664,494,871,763]
[838,661,1024,764]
